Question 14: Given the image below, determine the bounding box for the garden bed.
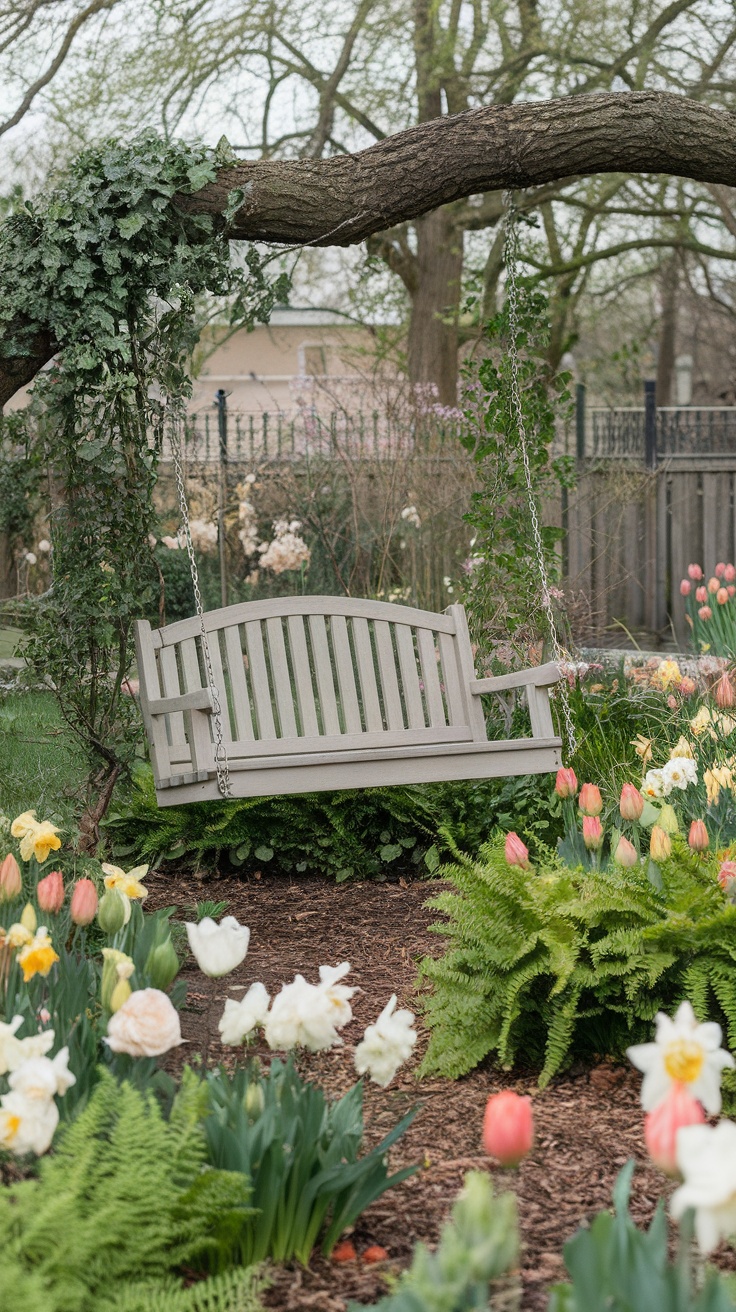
[146,866,702,1312]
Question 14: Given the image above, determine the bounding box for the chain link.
[167,404,232,798]
[502,193,577,761]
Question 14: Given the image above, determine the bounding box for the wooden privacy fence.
[560,457,736,647]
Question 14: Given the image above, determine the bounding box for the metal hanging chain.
[502,193,577,761]
[167,405,232,798]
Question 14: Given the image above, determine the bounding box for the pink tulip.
[70,878,98,926]
[504,832,530,869]
[612,835,638,868]
[715,672,735,709]
[644,1084,705,1177]
[718,588,729,605]
[619,783,644,822]
[582,815,604,850]
[667,694,678,710]
[716,562,727,578]
[688,820,709,852]
[679,677,697,695]
[718,859,736,890]
[726,564,736,582]
[0,853,22,901]
[482,1090,534,1167]
[680,579,691,596]
[695,586,708,603]
[729,587,736,598]
[699,606,712,620]
[578,782,603,816]
[688,564,703,581]
[555,767,578,799]
[708,577,720,594]
[36,869,64,915]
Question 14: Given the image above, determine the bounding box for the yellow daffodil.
[101,863,149,901]
[5,923,33,949]
[652,660,682,690]
[10,811,38,840]
[632,734,653,766]
[17,929,59,982]
[11,810,62,864]
[716,714,736,738]
[101,947,135,1011]
[671,737,695,760]
[705,765,734,807]
[690,706,713,737]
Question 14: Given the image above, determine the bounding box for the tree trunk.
[0,532,14,599]
[407,208,463,404]
[656,256,679,406]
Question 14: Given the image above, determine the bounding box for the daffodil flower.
[10,811,61,864]
[627,1000,735,1115]
[672,1121,736,1253]
[17,929,59,982]
[101,862,149,901]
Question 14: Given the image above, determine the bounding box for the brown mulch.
[145,868,712,1311]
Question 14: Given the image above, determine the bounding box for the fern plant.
[419,835,736,1086]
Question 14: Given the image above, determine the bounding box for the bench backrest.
[136,597,488,784]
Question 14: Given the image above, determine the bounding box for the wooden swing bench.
[135,596,563,806]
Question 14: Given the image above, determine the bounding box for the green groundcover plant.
[419,833,736,1088]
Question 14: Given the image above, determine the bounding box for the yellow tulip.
[20,903,37,934]
[705,765,733,807]
[17,930,59,982]
[650,826,672,862]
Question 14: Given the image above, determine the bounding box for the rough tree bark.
[2,91,736,406]
[407,207,463,404]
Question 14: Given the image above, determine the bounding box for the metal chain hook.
[167,404,232,798]
[502,192,577,762]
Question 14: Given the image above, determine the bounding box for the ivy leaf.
[116,213,146,239]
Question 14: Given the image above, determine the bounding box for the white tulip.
[0,1016,55,1076]
[0,1090,59,1155]
[265,966,353,1053]
[186,916,250,978]
[105,988,183,1058]
[354,995,417,1087]
[672,1121,736,1253]
[218,982,270,1046]
[317,962,355,1028]
[627,1000,735,1114]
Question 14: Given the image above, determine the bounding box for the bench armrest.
[469,661,561,696]
[147,688,215,716]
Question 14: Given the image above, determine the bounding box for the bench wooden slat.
[308,614,341,736]
[224,624,255,741]
[206,630,232,741]
[417,627,446,728]
[395,624,425,730]
[223,723,471,759]
[158,594,458,644]
[447,603,487,740]
[287,614,320,737]
[218,733,562,772]
[437,630,466,727]
[244,620,276,740]
[265,617,298,738]
[177,636,214,774]
[374,620,404,730]
[135,619,172,786]
[352,617,383,731]
[158,645,187,748]
[331,615,362,733]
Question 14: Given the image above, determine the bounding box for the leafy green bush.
[202,1057,418,1264]
[349,1171,519,1312]
[419,834,736,1086]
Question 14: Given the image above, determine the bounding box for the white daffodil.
[317,962,355,1029]
[627,1001,735,1114]
[0,1089,59,1155]
[354,995,418,1087]
[0,1017,55,1076]
[218,982,270,1046]
[662,758,697,791]
[8,1049,75,1100]
[185,916,250,978]
[672,1121,736,1253]
[265,970,348,1053]
[642,769,666,800]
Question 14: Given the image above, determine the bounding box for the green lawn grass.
[0,626,23,659]
[0,690,88,831]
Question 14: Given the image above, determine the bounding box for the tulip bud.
[679,678,697,696]
[718,588,729,606]
[244,1082,265,1119]
[729,587,736,598]
[680,579,691,596]
[650,826,672,862]
[578,783,603,816]
[582,815,604,850]
[504,832,530,869]
[554,766,578,799]
[644,1084,705,1177]
[619,783,644,822]
[36,869,64,915]
[20,903,37,934]
[613,835,638,868]
[715,672,735,709]
[145,936,179,991]
[708,577,720,594]
[716,563,727,578]
[688,820,709,852]
[482,1090,534,1167]
[687,564,703,581]
[109,976,132,1013]
[698,605,712,620]
[695,586,708,603]
[70,878,98,926]
[97,888,127,935]
[0,853,22,900]
[658,803,679,835]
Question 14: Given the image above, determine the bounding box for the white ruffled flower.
[8,1048,76,1100]
[627,1001,735,1114]
[0,1090,58,1156]
[186,916,250,978]
[105,988,183,1058]
[317,962,355,1028]
[642,769,666,799]
[662,757,697,791]
[354,995,417,1087]
[264,963,353,1053]
[218,982,270,1046]
[672,1121,736,1253]
[0,1017,55,1076]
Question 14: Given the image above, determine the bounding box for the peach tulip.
[715,672,735,709]
[644,1084,705,1177]
[504,832,530,869]
[482,1090,534,1167]
[729,587,736,598]
[613,835,638,868]
[0,853,22,901]
[718,588,729,605]
[650,826,672,862]
[36,869,64,915]
[695,586,708,603]
[679,677,697,696]
[699,606,712,621]
[555,767,577,799]
[718,859,736,890]
[70,878,98,926]
[688,820,709,852]
[688,564,703,581]
[620,783,644,821]
[708,577,720,594]
[680,579,691,596]
[582,815,604,851]
[578,783,603,816]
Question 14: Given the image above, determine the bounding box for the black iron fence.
[581,384,736,462]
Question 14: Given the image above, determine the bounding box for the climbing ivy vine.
[0,132,288,847]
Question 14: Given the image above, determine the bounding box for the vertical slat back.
[416,627,446,728]
[135,622,173,784]
[287,615,320,737]
[176,636,212,773]
[244,620,276,740]
[395,624,425,729]
[223,625,255,741]
[447,605,488,740]
[374,620,404,730]
[265,617,298,737]
[205,631,232,741]
[308,615,341,735]
[158,645,187,747]
[437,631,467,726]
[352,617,383,731]
[330,615,362,733]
